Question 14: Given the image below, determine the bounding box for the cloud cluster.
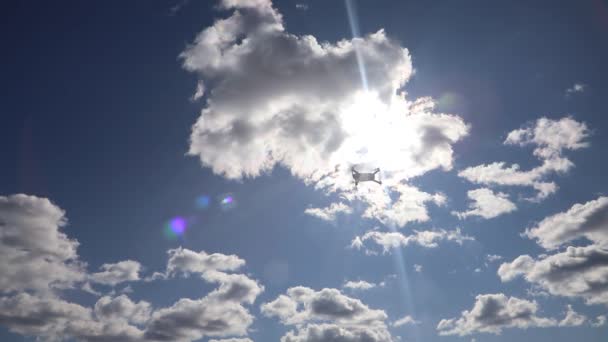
[262,287,394,341]
[459,117,589,201]
[499,197,608,306]
[0,194,262,341]
[351,228,473,254]
[182,0,468,227]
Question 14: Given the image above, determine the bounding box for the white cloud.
[592,315,607,327]
[90,260,142,286]
[437,293,557,336]
[498,245,608,306]
[558,305,586,327]
[209,339,253,342]
[566,83,586,95]
[460,117,589,201]
[305,202,352,222]
[524,196,608,250]
[392,315,420,327]
[182,0,468,227]
[343,280,376,291]
[452,188,516,219]
[262,287,393,341]
[486,254,503,263]
[0,194,86,293]
[165,247,246,277]
[414,264,423,273]
[351,228,473,254]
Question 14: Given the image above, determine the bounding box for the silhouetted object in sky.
[352,167,382,187]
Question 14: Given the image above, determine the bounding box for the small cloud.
[414,264,423,273]
[295,3,309,11]
[566,83,586,96]
[474,268,482,273]
[393,315,421,327]
[343,280,376,291]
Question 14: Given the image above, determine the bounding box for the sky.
[1,0,608,341]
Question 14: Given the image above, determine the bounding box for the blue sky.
[1,0,608,341]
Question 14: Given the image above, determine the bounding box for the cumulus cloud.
[0,194,86,293]
[90,260,142,286]
[499,197,608,306]
[164,247,246,278]
[262,287,393,341]
[0,193,264,341]
[459,117,589,201]
[392,315,420,327]
[182,0,468,227]
[437,293,557,336]
[351,228,473,254]
[305,202,352,222]
[498,245,608,306]
[524,196,608,250]
[452,188,516,219]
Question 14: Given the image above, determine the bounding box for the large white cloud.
[437,293,557,336]
[182,0,469,227]
[262,287,393,341]
[459,117,589,201]
[498,245,608,306]
[452,188,516,220]
[524,196,608,250]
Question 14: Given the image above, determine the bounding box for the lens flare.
[219,193,236,210]
[164,217,187,239]
[196,195,211,209]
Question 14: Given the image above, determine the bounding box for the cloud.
[452,188,516,219]
[592,315,607,327]
[0,193,264,341]
[182,0,468,227]
[486,254,503,263]
[499,196,608,306]
[90,260,142,286]
[343,280,376,291]
[414,264,423,273]
[558,305,586,327]
[305,202,352,222]
[459,117,589,201]
[437,293,557,336]
[262,287,393,341]
[566,83,586,95]
[0,292,146,342]
[209,339,253,342]
[392,315,420,327]
[0,194,86,293]
[281,323,393,342]
[524,196,608,250]
[165,247,246,278]
[144,296,254,341]
[295,3,308,11]
[498,245,608,306]
[94,295,152,325]
[351,228,473,254]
